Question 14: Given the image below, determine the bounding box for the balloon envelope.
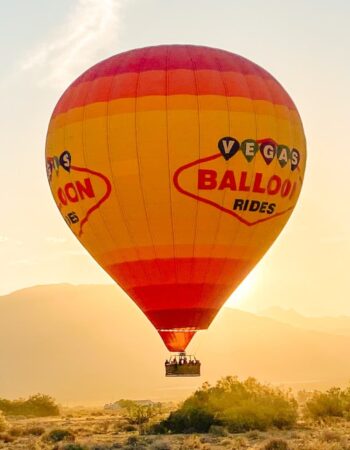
[46,45,306,352]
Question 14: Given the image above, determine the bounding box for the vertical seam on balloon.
[105,51,148,289]
[225,61,278,293]
[262,72,287,224]
[134,46,163,279]
[77,69,101,249]
[265,72,296,248]
[242,66,280,274]
[79,59,125,274]
[240,65,282,273]
[196,49,232,313]
[186,45,201,311]
[165,45,178,286]
[63,70,99,255]
[211,56,262,311]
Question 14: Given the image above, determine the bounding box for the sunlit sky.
[0,0,349,316]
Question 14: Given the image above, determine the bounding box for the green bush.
[0,394,59,417]
[46,428,75,442]
[123,424,138,432]
[304,387,349,419]
[154,376,297,433]
[163,407,215,433]
[62,445,88,450]
[149,421,169,435]
[263,439,289,450]
[123,401,161,428]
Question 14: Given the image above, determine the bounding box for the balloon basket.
[165,353,201,377]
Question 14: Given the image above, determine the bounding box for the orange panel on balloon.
[46,45,306,352]
[158,331,196,353]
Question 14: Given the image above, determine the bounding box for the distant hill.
[259,306,350,336]
[1,284,350,405]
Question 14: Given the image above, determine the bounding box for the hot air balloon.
[45,45,306,376]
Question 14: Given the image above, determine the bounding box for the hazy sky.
[0,0,349,316]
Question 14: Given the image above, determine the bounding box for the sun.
[226,267,261,310]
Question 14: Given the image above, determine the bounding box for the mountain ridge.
[1,284,350,404]
[259,305,350,336]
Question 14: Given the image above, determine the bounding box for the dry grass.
[0,408,350,449]
[0,413,8,433]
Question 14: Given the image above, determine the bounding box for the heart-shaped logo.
[218,137,240,160]
[59,150,72,172]
[259,140,277,165]
[277,145,290,168]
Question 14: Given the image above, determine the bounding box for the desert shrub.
[209,425,227,436]
[93,420,110,434]
[46,428,75,442]
[124,435,150,449]
[126,435,139,445]
[123,401,161,428]
[118,399,138,409]
[62,445,88,450]
[263,439,289,450]
[90,410,104,416]
[0,394,59,417]
[9,427,23,436]
[0,412,8,432]
[162,407,215,433]
[149,423,168,434]
[0,432,14,443]
[304,387,350,420]
[155,376,297,433]
[123,424,138,432]
[25,426,46,436]
[321,429,342,442]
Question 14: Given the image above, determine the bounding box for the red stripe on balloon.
[52,70,295,117]
[51,45,296,117]
[129,283,233,311]
[145,307,219,330]
[70,45,274,86]
[107,257,251,289]
[106,257,251,329]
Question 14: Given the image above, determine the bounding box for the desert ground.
[1,407,350,450]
